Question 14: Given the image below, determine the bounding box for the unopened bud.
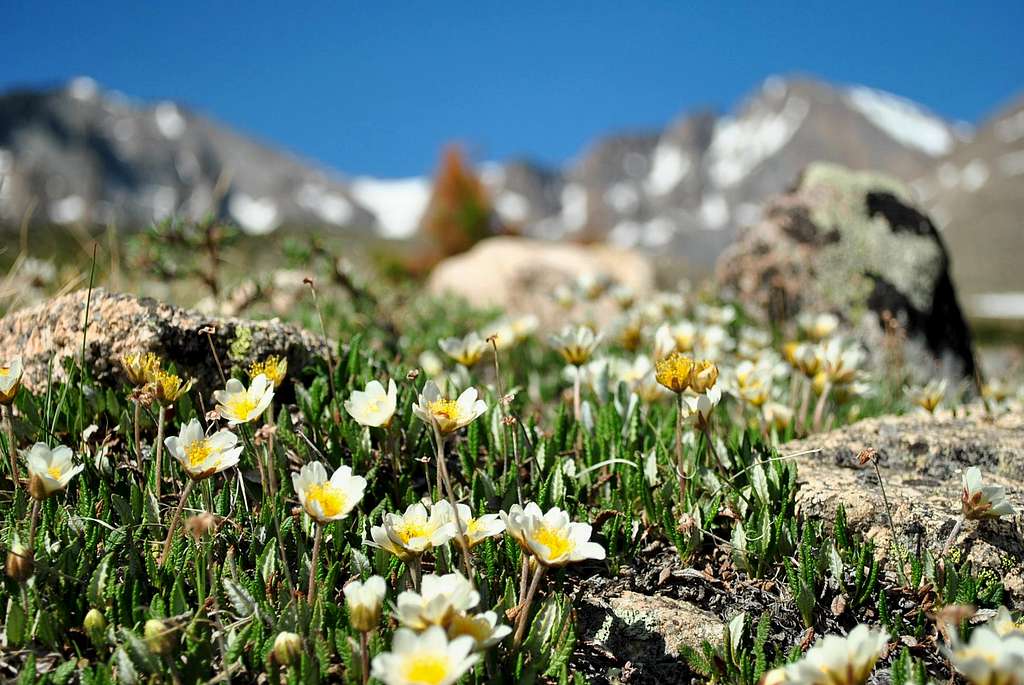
[84,608,107,635]
[5,544,34,582]
[185,512,218,541]
[273,631,303,665]
[144,618,176,655]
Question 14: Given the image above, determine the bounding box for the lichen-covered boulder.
[783,411,1024,595]
[0,288,331,394]
[716,163,977,380]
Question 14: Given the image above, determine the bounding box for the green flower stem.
[307,522,323,604]
[154,405,167,502]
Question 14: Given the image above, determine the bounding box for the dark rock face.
[716,163,977,379]
[0,288,331,395]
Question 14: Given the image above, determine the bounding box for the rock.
[576,588,723,683]
[427,235,655,327]
[0,288,331,394]
[716,162,977,380]
[783,411,1024,592]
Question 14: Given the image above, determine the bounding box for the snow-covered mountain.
[1,75,1020,288]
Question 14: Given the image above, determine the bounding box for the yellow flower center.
[427,399,460,422]
[47,465,62,479]
[366,399,382,414]
[0,367,9,377]
[395,520,433,544]
[533,525,573,560]
[401,653,450,685]
[226,395,258,419]
[307,482,347,518]
[249,357,285,386]
[186,439,213,468]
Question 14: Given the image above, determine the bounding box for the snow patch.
[699,194,730,230]
[997,150,1024,176]
[560,183,588,232]
[349,177,431,239]
[762,76,787,101]
[644,144,690,196]
[604,183,639,214]
[50,195,86,224]
[937,162,960,189]
[229,193,280,235]
[995,109,1024,143]
[67,77,99,101]
[297,183,354,225]
[845,86,952,156]
[495,192,530,223]
[708,96,809,187]
[155,102,186,139]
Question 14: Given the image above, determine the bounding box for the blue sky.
[4,2,1023,177]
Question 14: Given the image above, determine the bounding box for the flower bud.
[84,608,108,641]
[344,576,387,633]
[5,544,34,582]
[144,618,176,655]
[272,631,303,665]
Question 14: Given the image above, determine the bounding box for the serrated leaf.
[6,598,26,646]
[114,647,139,685]
[223,577,257,617]
[751,462,769,503]
[88,553,113,607]
[828,545,844,587]
[121,629,158,674]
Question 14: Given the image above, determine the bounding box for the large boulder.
[783,411,1024,595]
[427,236,655,327]
[716,163,977,380]
[0,288,331,394]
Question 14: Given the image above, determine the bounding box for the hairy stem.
[307,523,323,604]
[159,479,195,566]
[154,405,167,502]
[512,564,546,651]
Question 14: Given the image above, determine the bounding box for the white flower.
[682,386,723,429]
[345,575,387,632]
[962,467,1017,520]
[798,311,840,341]
[991,606,1024,637]
[947,625,1024,685]
[503,503,606,567]
[395,571,480,630]
[0,357,24,404]
[820,338,866,385]
[782,624,889,685]
[345,379,398,428]
[369,501,458,562]
[25,443,84,497]
[451,503,505,548]
[549,326,602,366]
[610,355,654,387]
[164,418,242,480]
[510,314,539,342]
[371,626,478,685]
[909,378,947,414]
[213,375,274,425]
[652,323,677,361]
[479,319,517,351]
[412,381,487,435]
[447,610,512,649]
[762,402,794,432]
[669,320,697,352]
[419,351,445,378]
[438,332,488,367]
[291,461,367,523]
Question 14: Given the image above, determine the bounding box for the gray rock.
[716,162,978,380]
[0,288,331,394]
[783,411,1024,594]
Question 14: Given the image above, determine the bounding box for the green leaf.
[223,577,257,618]
[6,599,26,647]
[114,647,139,685]
[88,553,114,608]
